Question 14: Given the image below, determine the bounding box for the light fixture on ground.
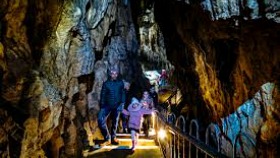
[158,128,166,140]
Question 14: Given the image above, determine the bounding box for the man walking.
[98,68,126,146]
[149,85,158,108]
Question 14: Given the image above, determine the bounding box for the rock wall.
[212,83,280,157]
[1,0,279,157]
[154,0,280,157]
[155,0,280,119]
[138,3,171,70]
[0,0,141,157]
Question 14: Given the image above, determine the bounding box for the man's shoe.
[111,138,119,145]
[100,140,111,147]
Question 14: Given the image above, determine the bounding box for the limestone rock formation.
[154,0,280,156]
[138,2,172,71]
[212,83,280,157]
[0,0,280,157]
[0,0,138,157]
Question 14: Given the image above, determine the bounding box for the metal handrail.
[154,88,228,158]
[189,119,200,139]
[175,115,186,157]
[162,88,178,105]
[189,119,200,158]
[175,115,186,133]
[154,110,227,158]
[167,113,177,124]
[205,123,219,146]
[205,123,220,158]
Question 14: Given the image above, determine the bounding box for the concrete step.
[84,138,162,158]
[118,138,156,146]
[116,133,155,138]
[116,129,156,138]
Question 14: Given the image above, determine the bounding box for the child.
[122,97,153,151]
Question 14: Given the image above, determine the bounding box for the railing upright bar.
[205,123,219,158]
[173,133,176,158]
[169,130,175,158]
[177,134,180,158]
[189,119,200,158]
[155,101,229,158]
[155,111,225,158]
[176,116,186,158]
[175,115,186,133]
[167,113,176,124]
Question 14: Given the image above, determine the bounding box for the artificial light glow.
[149,128,156,136]
[151,111,155,117]
[152,112,155,129]
[158,129,166,139]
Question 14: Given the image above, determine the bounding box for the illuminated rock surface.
[0,0,279,157]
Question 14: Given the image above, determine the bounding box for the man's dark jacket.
[100,79,125,109]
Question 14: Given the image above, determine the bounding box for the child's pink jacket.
[123,108,153,130]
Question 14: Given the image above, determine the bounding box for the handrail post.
[152,111,156,130]
[177,134,180,158]
[154,110,225,158]
[167,113,176,124]
[189,119,200,158]
[173,132,176,158]
[168,130,175,158]
[205,123,219,158]
[176,116,186,158]
[170,132,172,158]
[175,115,186,133]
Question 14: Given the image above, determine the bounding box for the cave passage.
[0,0,280,157]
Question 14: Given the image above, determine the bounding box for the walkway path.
[83,133,163,158]
[83,86,176,158]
